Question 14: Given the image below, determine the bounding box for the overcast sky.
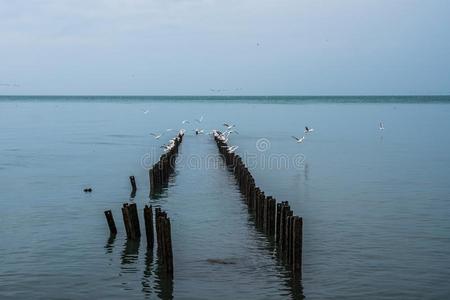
[0,0,449,95]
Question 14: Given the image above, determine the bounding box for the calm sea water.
[1,96,450,299]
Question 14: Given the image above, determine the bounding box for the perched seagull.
[160,144,172,152]
[304,126,314,134]
[150,132,163,139]
[379,122,384,130]
[195,115,204,123]
[292,136,305,143]
[223,123,235,130]
[223,145,239,153]
[182,120,191,125]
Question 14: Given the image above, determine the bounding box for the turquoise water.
[1,96,450,299]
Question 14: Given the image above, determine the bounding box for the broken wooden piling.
[144,205,154,249]
[104,210,117,235]
[121,203,141,240]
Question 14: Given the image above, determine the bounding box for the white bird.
[379,122,384,130]
[143,109,150,114]
[150,132,163,139]
[223,123,235,130]
[195,115,204,123]
[182,120,191,124]
[222,145,239,153]
[160,144,172,152]
[194,128,204,135]
[224,129,239,135]
[292,136,305,143]
[304,126,314,134]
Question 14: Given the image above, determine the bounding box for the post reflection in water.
[141,248,154,298]
[155,256,174,300]
[120,238,141,272]
[247,216,305,299]
[105,234,116,254]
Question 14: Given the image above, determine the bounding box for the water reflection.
[120,238,141,272]
[104,234,116,254]
[141,249,155,298]
[155,256,174,300]
[247,214,305,299]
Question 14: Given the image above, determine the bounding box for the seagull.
[166,128,174,132]
[224,129,239,135]
[160,144,172,152]
[194,128,204,135]
[143,109,150,114]
[223,123,235,130]
[304,126,314,134]
[150,132,163,139]
[195,115,204,123]
[182,120,191,124]
[292,136,305,143]
[222,145,239,153]
[379,122,384,130]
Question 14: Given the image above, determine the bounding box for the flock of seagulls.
[145,108,385,154]
[291,126,314,144]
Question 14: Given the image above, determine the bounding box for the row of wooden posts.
[149,131,184,195]
[103,132,183,277]
[104,204,174,277]
[214,134,303,277]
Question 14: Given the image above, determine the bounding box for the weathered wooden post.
[292,216,303,277]
[144,205,154,249]
[129,203,141,238]
[122,203,134,239]
[104,210,117,235]
[129,175,137,192]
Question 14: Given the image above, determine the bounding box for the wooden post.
[122,203,134,239]
[284,210,293,261]
[104,210,117,235]
[292,216,303,277]
[164,217,174,277]
[128,203,141,238]
[144,205,154,249]
[276,203,282,242]
[129,175,137,192]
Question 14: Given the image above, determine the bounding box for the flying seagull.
[292,136,305,143]
[182,120,191,124]
[223,123,235,130]
[194,128,204,135]
[195,115,204,123]
[150,132,163,139]
[304,126,314,134]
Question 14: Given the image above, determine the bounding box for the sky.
[0,0,449,95]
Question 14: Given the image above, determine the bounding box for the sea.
[1,96,449,299]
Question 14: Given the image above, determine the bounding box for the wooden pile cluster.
[104,204,174,277]
[214,133,303,277]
